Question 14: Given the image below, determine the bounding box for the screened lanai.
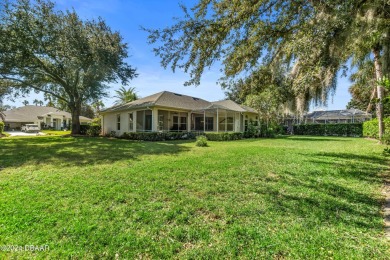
[191,105,238,132]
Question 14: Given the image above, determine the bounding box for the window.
[158,115,164,131]
[128,113,133,131]
[194,116,213,131]
[205,117,213,131]
[117,114,121,131]
[227,117,234,131]
[180,117,187,131]
[172,116,187,131]
[218,116,234,132]
[145,114,152,131]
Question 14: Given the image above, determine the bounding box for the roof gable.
[101,91,258,114]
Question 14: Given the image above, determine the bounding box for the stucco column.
[132,111,137,132]
[235,113,240,132]
[187,112,191,132]
[100,116,104,135]
[216,108,219,132]
[152,108,159,132]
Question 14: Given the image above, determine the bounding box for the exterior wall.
[102,113,119,136]
[101,107,259,135]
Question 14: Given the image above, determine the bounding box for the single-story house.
[283,109,372,130]
[302,109,372,124]
[1,105,92,131]
[100,91,259,136]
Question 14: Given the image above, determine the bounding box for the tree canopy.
[0,0,137,134]
[114,86,138,104]
[146,0,390,136]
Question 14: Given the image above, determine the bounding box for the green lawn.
[0,136,389,258]
[41,130,71,136]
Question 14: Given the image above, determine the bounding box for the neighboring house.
[303,109,372,124]
[1,106,92,131]
[283,109,372,129]
[100,91,259,136]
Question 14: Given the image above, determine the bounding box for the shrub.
[293,123,363,137]
[383,147,390,156]
[0,121,4,134]
[195,135,208,147]
[119,132,196,141]
[79,125,101,136]
[204,132,243,141]
[118,132,244,142]
[363,118,390,138]
[263,128,276,138]
[381,133,390,145]
[86,126,101,136]
[244,121,259,138]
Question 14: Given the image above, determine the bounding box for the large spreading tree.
[0,0,137,134]
[146,0,390,138]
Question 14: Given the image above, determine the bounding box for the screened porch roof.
[101,91,258,114]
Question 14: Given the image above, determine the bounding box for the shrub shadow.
[281,136,353,142]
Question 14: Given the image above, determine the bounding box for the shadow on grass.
[251,149,390,230]
[280,136,353,142]
[313,152,385,165]
[306,152,388,183]
[0,136,192,168]
[263,171,383,229]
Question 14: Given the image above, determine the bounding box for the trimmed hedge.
[293,123,363,137]
[118,132,244,141]
[363,118,390,138]
[79,125,101,136]
[120,132,196,141]
[0,121,4,134]
[204,132,243,141]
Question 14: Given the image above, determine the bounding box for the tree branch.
[0,76,69,103]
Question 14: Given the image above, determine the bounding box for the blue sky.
[5,0,352,111]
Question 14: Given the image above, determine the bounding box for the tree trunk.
[373,47,384,139]
[69,100,81,135]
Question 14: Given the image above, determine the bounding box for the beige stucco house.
[1,105,92,131]
[100,91,259,136]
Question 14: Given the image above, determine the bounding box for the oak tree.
[0,0,137,134]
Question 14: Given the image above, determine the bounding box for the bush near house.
[79,125,101,136]
[195,135,208,147]
[293,123,363,137]
[363,118,390,138]
[118,132,244,142]
[120,132,196,141]
[0,121,4,134]
[204,132,243,141]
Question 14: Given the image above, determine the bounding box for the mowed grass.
[41,130,71,136]
[0,136,389,259]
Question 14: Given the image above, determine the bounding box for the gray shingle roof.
[101,91,257,114]
[2,105,91,122]
[304,109,371,120]
[211,100,247,112]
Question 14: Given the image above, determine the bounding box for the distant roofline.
[101,91,257,114]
